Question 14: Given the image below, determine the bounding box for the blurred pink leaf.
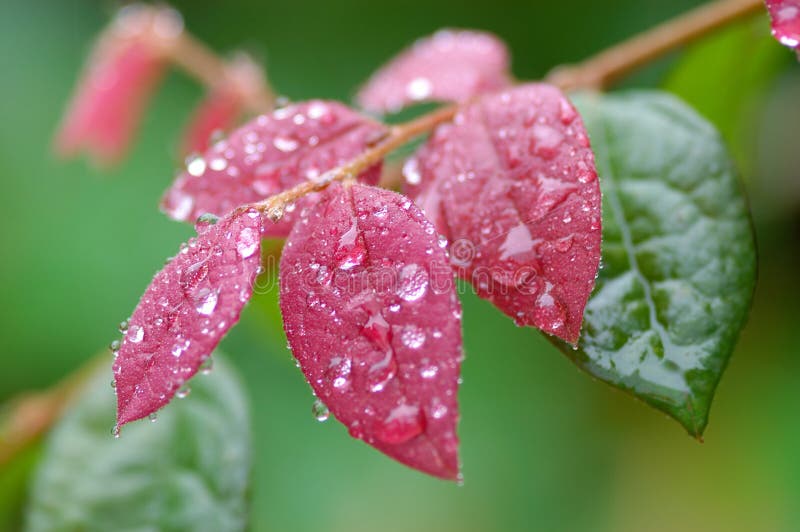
[55,6,181,166]
[357,29,512,114]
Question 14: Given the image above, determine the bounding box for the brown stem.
[545,0,764,90]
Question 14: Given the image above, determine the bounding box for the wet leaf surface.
[163,101,386,236]
[114,209,263,428]
[565,91,757,436]
[407,83,602,344]
[280,183,463,479]
[357,29,512,114]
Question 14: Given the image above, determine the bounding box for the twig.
[253,104,457,218]
[546,0,765,90]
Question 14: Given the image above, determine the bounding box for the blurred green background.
[1,0,799,530]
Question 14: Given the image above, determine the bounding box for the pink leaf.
[162,101,387,236]
[180,54,266,155]
[279,183,463,480]
[357,29,512,114]
[114,208,263,429]
[181,86,243,156]
[55,6,179,166]
[406,84,601,345]
[765,0,800,58]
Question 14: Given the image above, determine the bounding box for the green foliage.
[24,355,251,532]
[564,90,757,436]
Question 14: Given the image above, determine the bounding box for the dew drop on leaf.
[312,399,330,422]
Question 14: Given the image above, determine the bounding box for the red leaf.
[279,183,463,480]
[55,6,178,166]
[357,29,512,114]
[181,86,243,156]
[114,208,263,429]
[162,101,387,236]
[406,84,601,345]
[765,0,800,58]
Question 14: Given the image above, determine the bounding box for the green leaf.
[25,354,251,532]
[564,91,757,437]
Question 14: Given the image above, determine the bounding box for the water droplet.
[362,310,392,350]
[273,136,299,152]
[368,350,397,392]
[236,227,258,258]
[397,263,428,302]
[335,222,365,270]
[194,287,219,315]
[109,340,120,353]
[499,223,536,261]
[554,235,573,252]
[312,399,330,422]
[326,356,352,391]
[186,154,206,176]
[375,404,424,444]
[148,412,158,423]
[200,357,214,375]
[421,365,439,379]
[127,325,144,344]
[195,212,219,232]
[110,379,117,389]
[209,157,227,171]
[176,385,191,398]
[431,402,448,419]
[402,158,422,185]
[266,204,284,222]
[406,77,433,100]
[118,320,129,333]
[400,324,426,349]
[112,425,121,439]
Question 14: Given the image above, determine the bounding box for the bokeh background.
[1,0,799,530]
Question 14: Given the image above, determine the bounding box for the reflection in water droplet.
[186,154,206,176]
[194,287,219,315]
[336,222,365,270]
[400,325,426,349]
[127,325,144,343]
[368,350,397,392]
[420,365,439,379]
[375,404,425,444]
[312,399,330,422]
[273,136,299,152]
[402,158,422,185]
[499,223,535,261]
[236,227,258,258]
[397,264,428,302]
[327,356,352,391]
[406,77,433,100]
